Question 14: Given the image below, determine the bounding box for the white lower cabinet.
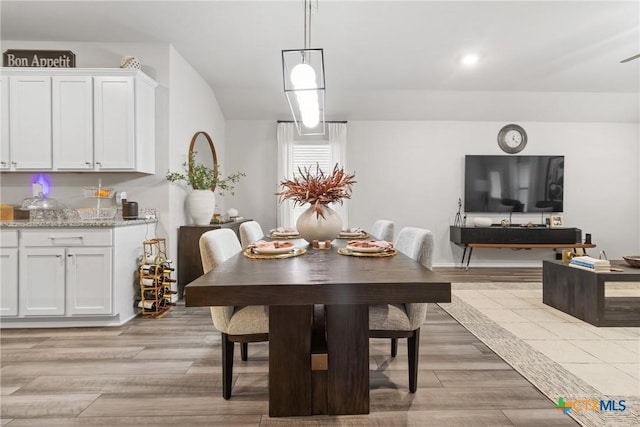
[66,246,112,315]
[2,225,146,327]
[19,246,113,316]
[19,230,112,317]
[19,247,66,315]
[0,230,19,316]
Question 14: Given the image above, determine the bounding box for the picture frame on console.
[550,214,564,228]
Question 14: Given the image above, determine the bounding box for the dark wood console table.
[177,219,251,298]
[450,226,594,268]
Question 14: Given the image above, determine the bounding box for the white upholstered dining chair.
[369,226,434,392]
[239,220,265,249]
[199,228,269,399]
[371,219,394,242]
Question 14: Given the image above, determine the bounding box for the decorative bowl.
[472,217,493,228]
[83,187,114,199]
[622,256,640,268]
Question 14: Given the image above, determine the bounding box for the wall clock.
[497,124,527,154]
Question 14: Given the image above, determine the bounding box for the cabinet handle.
[49,236,84,241]
[96,162,102,167]
[1,161,6,166]
[85,161,92,167]
[11,161,16,166]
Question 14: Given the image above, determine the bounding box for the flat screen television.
[464,155,564,213]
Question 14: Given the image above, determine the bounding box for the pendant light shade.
[282,48,325,135]
[282,0,325,136]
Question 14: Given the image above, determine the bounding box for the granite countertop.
[1,218,157,228]
[0,208,158,228]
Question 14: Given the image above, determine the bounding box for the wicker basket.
[622,256,640,268]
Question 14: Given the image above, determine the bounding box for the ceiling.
[2,1,639,122]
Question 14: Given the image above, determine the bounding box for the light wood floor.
[1,268,577,426]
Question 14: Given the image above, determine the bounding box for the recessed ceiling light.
[461,54,479,66]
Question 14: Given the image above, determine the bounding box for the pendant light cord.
[303,0,316,50]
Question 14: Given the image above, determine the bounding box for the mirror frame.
[188,131,219,191]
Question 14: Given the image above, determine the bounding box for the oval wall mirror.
[188,131,219,191]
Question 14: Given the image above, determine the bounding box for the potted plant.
[277,163,356,243]
[166,152,245,225]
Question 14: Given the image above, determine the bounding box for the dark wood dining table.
[185,239,451,417]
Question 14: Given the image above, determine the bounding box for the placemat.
[337,247,397,258]
[336,231,369,240]
[243,248,306,259]
[268,233,301,240]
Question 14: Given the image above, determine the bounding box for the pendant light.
[282,0,325,136]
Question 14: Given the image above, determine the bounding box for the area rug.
[439,283,639,427]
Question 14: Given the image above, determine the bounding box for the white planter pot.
[296,204,342,244]
[186,190,216,226]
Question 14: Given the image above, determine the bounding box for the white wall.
[167,46,227,261]
[225,121,278,228]
[226,120,640,267]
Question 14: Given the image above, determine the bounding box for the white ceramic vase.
[186,189,216,226]
[296,204,342,244]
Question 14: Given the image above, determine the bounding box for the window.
[277,122,347,228]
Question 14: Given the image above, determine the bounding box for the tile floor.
[452,283,640,397]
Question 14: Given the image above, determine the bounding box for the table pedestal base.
[268,304,370,417]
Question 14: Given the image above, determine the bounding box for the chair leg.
[391,338,398,357]
[241,342,248,361]
[407,328,420,393]
[222,333,234,399]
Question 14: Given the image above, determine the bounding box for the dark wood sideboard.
[177,219,251,298]
[450,225,595,268]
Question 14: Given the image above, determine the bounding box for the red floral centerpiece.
[277,164,356,243]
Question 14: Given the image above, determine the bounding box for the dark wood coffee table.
[543,260,640,327]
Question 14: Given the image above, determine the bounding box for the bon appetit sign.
[3,49,76,68]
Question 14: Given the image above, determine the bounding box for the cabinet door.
[94,76,135,170]
[134,75,156,174]
[52,76,94,170]
[66,247,112,315]
[0,248,18,316]
[9,76,52,170]
[0,75,9,170]
[19,247,65,316]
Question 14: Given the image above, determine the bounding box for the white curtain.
[276,122,295,228]
[328,123,348,227]
[276,122,348,228]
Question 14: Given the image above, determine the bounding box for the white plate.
[255,243,295,254]
[340,231,364,237]
[346,244,385,253]
[271,230,300,237]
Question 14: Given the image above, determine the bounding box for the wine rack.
[137,238,176,318]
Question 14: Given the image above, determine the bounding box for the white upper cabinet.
[53,75,94,170]
[0,68,157,173]
[9,75,52,170]
[94,76,135,170]
[0,75,9,170]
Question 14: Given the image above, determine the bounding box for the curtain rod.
[277,120,348,124]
